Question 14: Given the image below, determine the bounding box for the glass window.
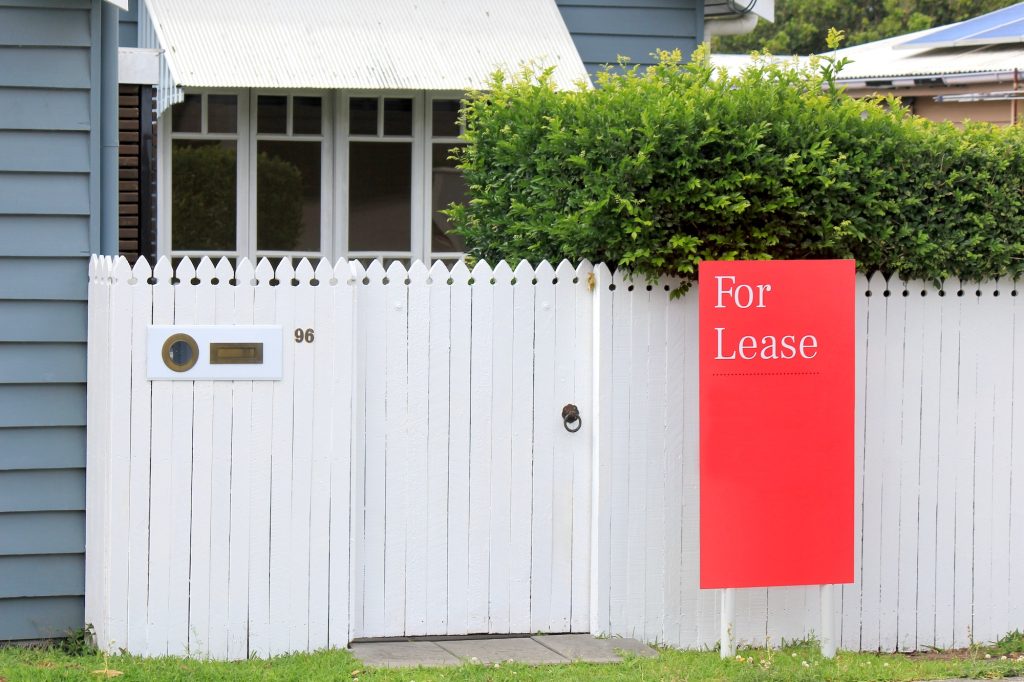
[171,94,202,133]
[432,99,461,138]
[293,96,322,135]
[171,139,237,251]
[257,95,287,134]
[256,141,321,252]
[431,143,468,253]
[348,142,411,251]
[349,97,378,135]
[384,98,413,136]
[207,95,238,134]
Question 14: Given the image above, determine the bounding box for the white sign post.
[719,588,736,659]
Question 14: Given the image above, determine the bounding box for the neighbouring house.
[832,3,1024,127]
[0,0,771,642]
[714,2,1024,127]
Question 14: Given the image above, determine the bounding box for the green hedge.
[447,45,1024,284]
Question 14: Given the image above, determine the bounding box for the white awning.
[140,0,589,115]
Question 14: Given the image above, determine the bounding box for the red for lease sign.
[699,260,855,589]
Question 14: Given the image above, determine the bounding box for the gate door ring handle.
[562,403,582,433]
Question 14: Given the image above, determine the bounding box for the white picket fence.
[85,256,1024,659]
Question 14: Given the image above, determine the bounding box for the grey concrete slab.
[438,637,568,664]
[533,634,658,662]
[348,641,461,668]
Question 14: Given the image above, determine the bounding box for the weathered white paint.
[87,256,1024,659]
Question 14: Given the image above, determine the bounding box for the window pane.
[171,94,201,133]
[349,142,411,252]
[256,141,322,252]
[431,143,468,253]
[207,95,237,134]
[349,97,378,135]
[432,99,461,137]
[383,98,413,136]
[171,140,237,251]
[293,96,322,135]
[257,95,287,134]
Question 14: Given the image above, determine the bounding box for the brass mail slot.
[209,342,264,365]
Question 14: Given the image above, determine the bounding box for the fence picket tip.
[365,260,386,283]
[512,260,534,280]
[214,257,234,283]
[867,270,887,293]
[274,257,295,282]
[314,258,333,284]
[428,259,450,284]
[235,258,255,286]
[348,259,367,282]
[331,257,351,284]
[253,258,274,285]
[493,260,514,284]
[153,256,173,282]
[295,258,316,285]
[449,259,470,284]
[576,259,594,276]
[385,259,407,284]
[555,259,576,282]
[408,260,429,284]
[131,256,152,283]
[196,257,216,283]
[175,256,196,283]
[112,256,133,283]
[470,260,492,282]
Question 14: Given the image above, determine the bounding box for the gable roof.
[142,0,589,97]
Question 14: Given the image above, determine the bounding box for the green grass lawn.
[2,634,1023,682]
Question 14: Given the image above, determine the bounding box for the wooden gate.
[348,259,595,638]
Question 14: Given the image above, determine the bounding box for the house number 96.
[294,328,315,343]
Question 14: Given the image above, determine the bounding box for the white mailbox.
[147,325,283,380]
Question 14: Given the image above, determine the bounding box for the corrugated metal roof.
[142,0,589,92]
[832,25,1024,81]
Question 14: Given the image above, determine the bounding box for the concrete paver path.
[349,634,658,668]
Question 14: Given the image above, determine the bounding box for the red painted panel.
[699,260,855,588]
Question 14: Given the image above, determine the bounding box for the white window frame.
[159,88,467,265]
[338,90,425,264]
[250,90,334,261]
[159,89,251,261]
[426,91,469,263]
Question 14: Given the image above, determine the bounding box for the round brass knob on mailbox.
[161,333,199,372]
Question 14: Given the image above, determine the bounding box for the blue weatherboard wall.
[555,0,704,77]
[0,0,113,640]
[119,0,137,47]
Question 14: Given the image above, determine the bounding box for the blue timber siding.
[119,0,137,47]
[555,0,704,77]
[0,0,104,641]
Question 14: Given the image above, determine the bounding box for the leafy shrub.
[448,43,1024,285]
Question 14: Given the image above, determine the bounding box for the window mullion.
[241,89,255,263]
[335,91,348,263]
[410,92,426,265]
